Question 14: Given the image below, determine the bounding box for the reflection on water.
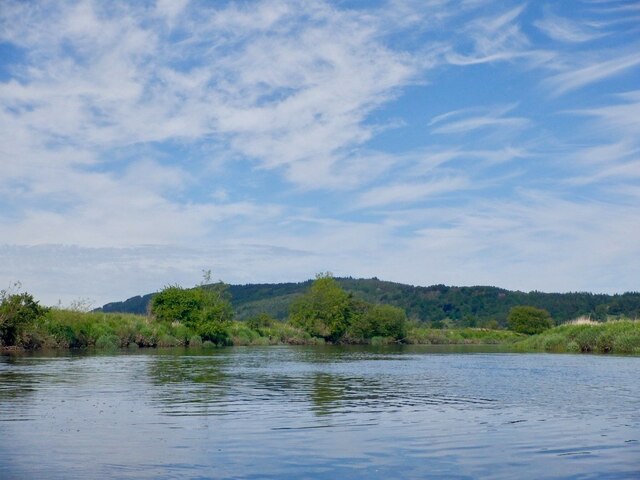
[1,346,639,479]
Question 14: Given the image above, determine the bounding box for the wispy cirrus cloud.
[534,9,605,43]
[355,177,470,208]
[444,4,554,66]
[545,51,640,96]
[428,105,529,134]
[563,91,640,187]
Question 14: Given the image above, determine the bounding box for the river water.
[1,346,639,479]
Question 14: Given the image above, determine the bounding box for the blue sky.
[1,0,639,306]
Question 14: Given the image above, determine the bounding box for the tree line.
[100,277,640,326]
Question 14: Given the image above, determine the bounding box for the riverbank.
[514,320,640,355]
[4,309,639,354]
[4,309,524,351]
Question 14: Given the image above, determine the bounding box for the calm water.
[1,346,639,479]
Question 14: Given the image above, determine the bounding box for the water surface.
[1,346,639,479]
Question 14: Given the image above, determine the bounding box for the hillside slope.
[97,278,640,325]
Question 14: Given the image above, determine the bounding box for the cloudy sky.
[1,0,639,306]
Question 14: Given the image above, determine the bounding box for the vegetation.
[99,277,640,327]
[289,273,408,343]
[2,275,639,355]
[151,281,233,345]
[0,284,49,347]
[515,320,640,354]
[507,306,554,335]
[346,304,407,343]
[289,274,354,341]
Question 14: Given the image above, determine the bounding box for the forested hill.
[98,278,640,325]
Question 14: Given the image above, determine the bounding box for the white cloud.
[444,5,553,66]
[356,177,469,208]
[429,105,529,134]
[534,10,605,43]
[545,52,640,95]
[1,0,639,304]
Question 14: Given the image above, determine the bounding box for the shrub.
[541,333,565,352]
[614,333,640,354]
[507,306,553,335]
[197,322,231,346]
[348,304,407,341]
[0,289,49,346]
[250,336,270,346]
[596,332,615,353]
[246,313,275,331]
[151,285,202,324]
[95,334,120,350]
[157,334,179,348]
[566,341,581,353]
[289,274,351,341]
[575,327,599,352]
[370,336,395,346]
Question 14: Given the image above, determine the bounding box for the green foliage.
[151,285,202,324]
[0,286,49,346]
[347,304,406,341]
[507,306,553,335]
[515,320,640,354]
[246,312,275,331]
[151,282,233,345]
[405,326,524,345]
[289,274,352,341]
[198,321,231,345]
[101,277,640,327]
[95,334,120,350]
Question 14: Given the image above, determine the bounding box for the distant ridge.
[97,277,640,325]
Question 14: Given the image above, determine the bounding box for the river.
[1,346,639,479]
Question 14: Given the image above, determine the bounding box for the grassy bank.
[514,320,640,355]
[405,326,525,345]
[13,309,328,350]
[8,308,639,353]
[5,309,526,351]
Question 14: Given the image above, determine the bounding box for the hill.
[98,277,640,326]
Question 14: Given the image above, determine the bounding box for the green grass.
[405,326,525,345]
[14,309,324,350]
[12,309,639,354]
[515,320,640,354]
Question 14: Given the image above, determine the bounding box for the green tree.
[289,273,351,341]
[246,312,275,331]
[347,304,407,340]
[151,281,233,345]
[507,305,553,335]
[151,285,202,325]
[0,285,48,346]
[197,282,233,344]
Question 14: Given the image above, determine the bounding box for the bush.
[289,274,351,341]
[95,334,120,350]
[614,333,640,354]
[596,332,615,353]
[198,322,231,346]
[246,313,274,331]
[541,333,565,352]
[157,334,179,348]
[575,327,599,352]
[151,285,202,324]
[348,304,406,341]
[507,306,553,335]
[0,288,49,346]
[370,336,395,346]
